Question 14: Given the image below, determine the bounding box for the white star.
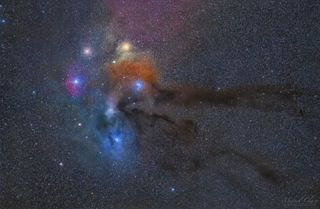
[82,47,93,57]
[73,79,79,84]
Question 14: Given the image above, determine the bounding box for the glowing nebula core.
[65,64,87,97]
[108,58,159,95]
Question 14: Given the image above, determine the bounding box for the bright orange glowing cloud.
[108,58,159,91]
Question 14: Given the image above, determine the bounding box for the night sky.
[1,0,320,208]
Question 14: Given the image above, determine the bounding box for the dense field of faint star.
[1,1,320,209]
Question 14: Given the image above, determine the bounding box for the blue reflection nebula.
[95,106,137,162]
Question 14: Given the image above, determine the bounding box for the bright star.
[82,47,92,56]
[134,80,144,91]
[114,137,120,142]
[119,41,132,52]
[170,187,176,192]
[105,107,115,118]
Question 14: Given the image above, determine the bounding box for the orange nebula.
[108,58,159,91]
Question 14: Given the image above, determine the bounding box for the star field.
[1,0,320,209]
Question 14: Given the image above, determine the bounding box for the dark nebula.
[2,0,320,208]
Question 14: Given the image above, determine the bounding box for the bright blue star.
[73,79,79,84]
[105,107,115,118]
[114,137,120,142]
[134,80,144,91]
[110,131,122,144]
[170,187,176,192]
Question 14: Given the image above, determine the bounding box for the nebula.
[108,57,159,91]
[108,0,199,46]
[64,46,315,175]
[83,55,311,173]
[65,64,87,97]
[106,57,307,117]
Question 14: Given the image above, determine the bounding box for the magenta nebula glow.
[65,65,87,97]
